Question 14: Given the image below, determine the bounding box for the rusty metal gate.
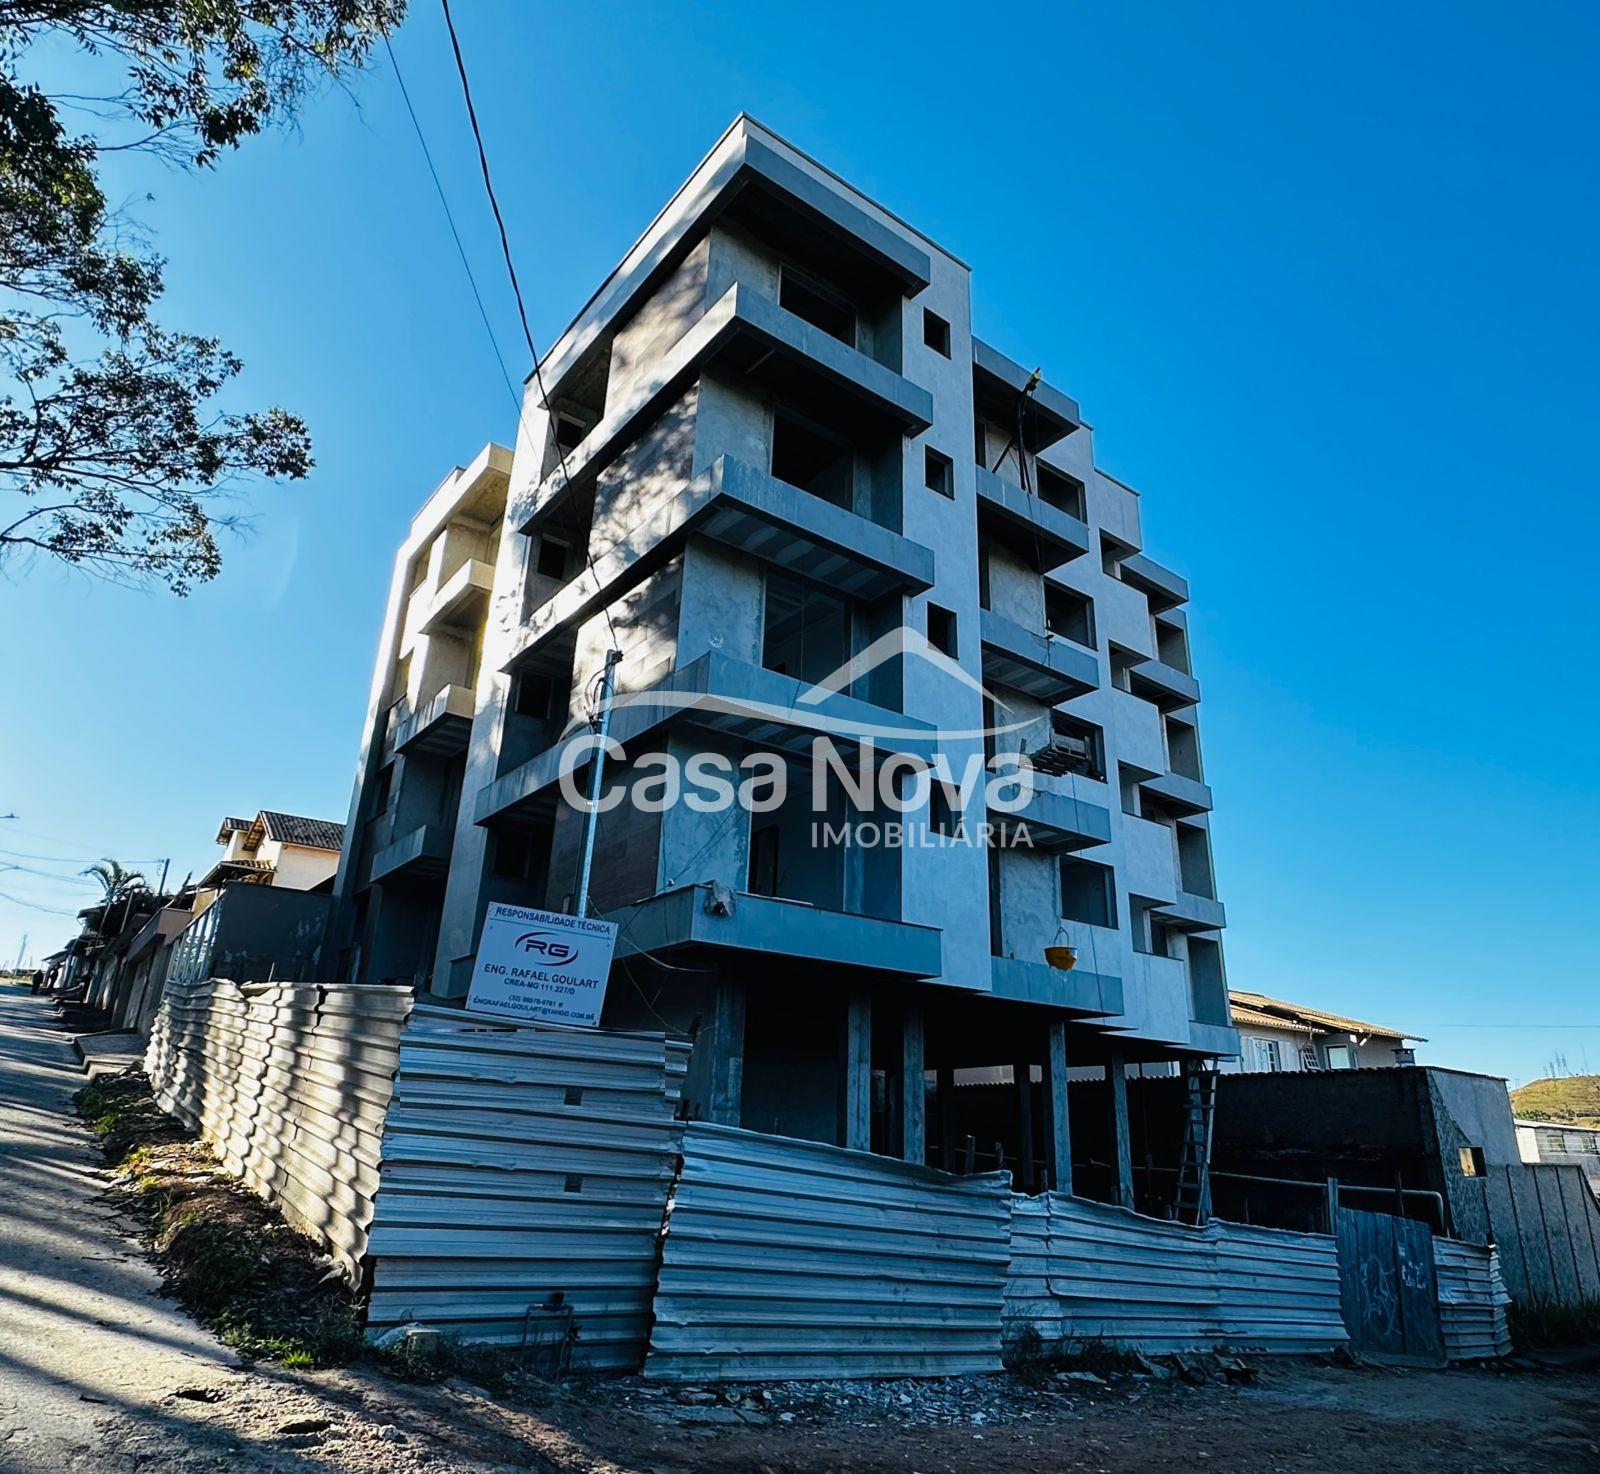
[1334,1206,1444,1363]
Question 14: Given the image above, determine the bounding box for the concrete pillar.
[705,978,746,1126]
[901,1003,925,1165]
[1107,1051,1134,1208]
[1045,1019,1071,1194]
[842,992,872,1151]
[1014,1059,1035,1191]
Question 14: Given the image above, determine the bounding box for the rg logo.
[514,930,579,967]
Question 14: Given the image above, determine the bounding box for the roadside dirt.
[87,1354,1600,1473]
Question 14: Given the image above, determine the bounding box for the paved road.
[0,984,240,1471]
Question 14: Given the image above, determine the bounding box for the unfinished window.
[1177,823,1216,899]
[536,535,570,580]
[491,828,539,880]
[1118,764,1143,817]
[779,265,856,346]
[771,409,853,511]
[370,762,392,817]
[1459,1146,1487,1178]
[391,652,411,705]
[1165,716,1203,781]
[1037,463,1086,521]
[764,571,851,686]
[929,784,959,838]
[512,670,560,722]
[973,415,988,466]
[1045,584,1094,648]
[987,846,1004,955]
[1060,856,1115,929]
[748,824,781,897]
[923,308,951,357]
[924,446,954,498]
[977,544,992,611]
[927,603,958,658]
[1155,617,1190,673]
[1032,713,1104,782]
[551,410,589,454]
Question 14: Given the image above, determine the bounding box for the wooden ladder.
[1174,1058,1217,1225]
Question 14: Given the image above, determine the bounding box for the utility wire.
[381,28,521,415]
[436,0,621,655]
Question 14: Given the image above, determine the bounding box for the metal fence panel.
[364,1007,684,1372]
[1434,1238,1513,1361]
[646,1122,1014,1381]
[1005,1194,1347,1356]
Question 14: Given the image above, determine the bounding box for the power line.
[436,0,621,656]
[381,28,521,414]
[0,888,83,918]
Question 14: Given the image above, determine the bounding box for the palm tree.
[81,860,147,936]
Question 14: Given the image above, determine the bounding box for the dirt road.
[4,983,1597,1473]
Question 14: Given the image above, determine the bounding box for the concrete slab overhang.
[1152,889,1227,933]
[1185,1020,1241,1057]
[972,339,1081,451]
[391,685,475,759]
[979,608,1099,703]
[606,884,943,980]
[367,822,452,886]
[974,465,1091,572]
[506,456,935,672]
[419,559,494,636]
[1118,552,1189,612]
[1125,654,1200,711]
[475,652,936,826]
[986,955,1124,1016]
[538,118,934,403]
[989,783,1113,854]
[1138,769,1214,817]
[522,283,935,537]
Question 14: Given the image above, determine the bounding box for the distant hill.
[1510,1075,1600,1127]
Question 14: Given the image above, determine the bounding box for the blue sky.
[2,2,1596,1086]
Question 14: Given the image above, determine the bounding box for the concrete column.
[901,1003,925,1165]
[842,992,872,1151]
[705,978,746,1126]
[1107,1051,1134,1209]
[1045,1019,1071,1194]
[1014,1059,1035,1191]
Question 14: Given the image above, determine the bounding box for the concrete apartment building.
[329,117,1236,1197]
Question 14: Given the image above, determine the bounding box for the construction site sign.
[465,903,617,1027]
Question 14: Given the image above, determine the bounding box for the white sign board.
[465,903,617,1027]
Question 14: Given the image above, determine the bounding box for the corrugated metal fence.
[144,977,411,1275]
[1434,1238,1513,1361]
[363,1004,689,1371]
[646,1122,1015,1380]
[1005,1193,1348,1356]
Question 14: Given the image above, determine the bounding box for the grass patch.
[1509,1295,1600,1349]
[1002,1322,1147,1382]
[75,1069,364,1369]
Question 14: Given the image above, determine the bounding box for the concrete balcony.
[1154,889,1227,933]
[1139,769,1213,817]
[1118,552,1188,613]
[419,559,494,636]
[987,955,1123,1016]
[392,684,475,758]
[367,822,452,886]
[523,282,935,538]
[975,465,1091,573]
[476,651,935,826]
[1125,654,1200,711]
[606,884,942,980]
[506,455,935,671]
[979,608,1099,703]
[989,782,1112,854]
[972,339,1080,451]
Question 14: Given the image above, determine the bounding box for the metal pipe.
[574,649,621,919]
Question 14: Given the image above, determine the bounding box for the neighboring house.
[198,810,345,903]
[1223,990,1421,1074]
[1516,1118,1600,1197]
[327,115,1237,1199]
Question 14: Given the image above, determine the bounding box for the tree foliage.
[0,1,405,592]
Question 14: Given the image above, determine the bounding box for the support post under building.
[1108,1051,1134,1208]
[900,1003,925,1165]
[843,993,872,1150]
[1045,1020,1071,1193]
